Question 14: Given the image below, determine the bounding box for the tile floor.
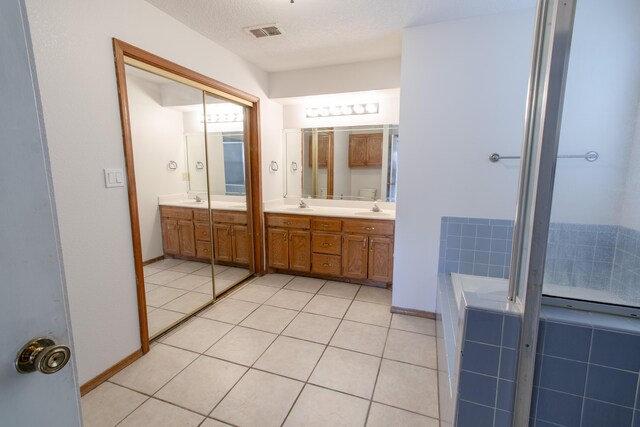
[83,274,440,427]
[144,259,250,337]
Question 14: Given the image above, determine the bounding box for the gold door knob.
[15,337,71,375]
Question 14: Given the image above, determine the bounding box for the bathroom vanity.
[265,211,394,286]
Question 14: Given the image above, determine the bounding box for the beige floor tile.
[205,326,277,366]
[193,281,214,295]
[82,382,147,427]
[149,259,185,270]
[161,291,213,314]
[283,384,369,427]
[309,347,380,398]
[239,305,297,333]
[199,298,259,324]
[391,314,436,336]
[265,289,314,310]
[211,370,303,427]
[145,282,160,293]
[143,267,162,278]
[229,284,279,304]
[146,305,156,316]
[200,419,232,427]
[383,329,437,369]
[213,264,229,275]
[318,281,360,299]
[111,344,198,395]
[355,286,392,305]
[373,359,439,418]
[254,336,325,381]
[284,276,326,293]
[119,398,204,427]
[145,286,187,307]
[282,312,340,344]
[216,266,250,282]
[214,278,238,295]
[367,402,438,427]
[147,308,185,337]
[169,261,209,274]
[145,269,187,285]
[164,274,211,291]
[303,294,352,318]
[330,320,388,356]
[344,301,391,327]
[160,317,232,353]
[192,265,214,277]
[251,273,294,288]
[155,356,247,415]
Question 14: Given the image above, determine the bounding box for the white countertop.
[264,204,395,220]
[157,194,247,211]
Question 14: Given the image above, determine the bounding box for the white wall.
[393,10,535,312]
[620,102,640,230]
[269,57,401,99]
[127,75,187,261]
[24,0,282,384]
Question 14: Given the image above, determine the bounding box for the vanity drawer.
[194,221,211,241]
[196,240,211,260]
[193,209,210,222]
[312,218,342,232]
[212,210,247,225]
[312,254,341,276]
[267,214,310,229]
[312,233,342,255]
[343,220,394,236]
[160,206,193,220]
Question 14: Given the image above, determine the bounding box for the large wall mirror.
[284,125,399,201]
[113,40,263,351]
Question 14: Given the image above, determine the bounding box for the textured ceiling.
[145,0,533,72]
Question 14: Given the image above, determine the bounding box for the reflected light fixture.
[306,102,379,118]
[200,112,244,123]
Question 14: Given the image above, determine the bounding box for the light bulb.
[330,106,341,116]
[341,105,353,115]
[365,103,378,113]
[319,107,329,117]
[353,104,365,114]
[306,108,318,117]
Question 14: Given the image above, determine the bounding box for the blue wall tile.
[462,341,500,376]
[457,400,495,427]
[581,398,633,427]
[538,356,587,396]
[543,322,592,361]
[590,329,640,372]
[466,309,503,345]
[499,348,517,381]
[459,371,497,407]
[502,315,520,349]
[585,365,638,408]
[494,410,512,427]
[536,388,582,427]
[496,379,515,411]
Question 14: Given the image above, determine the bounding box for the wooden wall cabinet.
[348,133,383,168]
[265,213,394,285]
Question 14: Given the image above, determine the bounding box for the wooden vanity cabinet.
[348,134,383,168]
[160,207,198,258]
[212,211,250,267]
[266,213,394,285]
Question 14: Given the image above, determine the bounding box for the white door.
[0,1,82,425]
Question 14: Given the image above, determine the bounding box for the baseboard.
[142,256,164,266]
[80,349,143,395]
[391,305,436,319]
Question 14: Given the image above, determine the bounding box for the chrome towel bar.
[489,150,599,163]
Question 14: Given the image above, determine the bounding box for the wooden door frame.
[112,39,264,355]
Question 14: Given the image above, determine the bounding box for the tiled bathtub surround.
[439,217,640,304]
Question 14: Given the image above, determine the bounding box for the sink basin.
[354,211,393,218]
[286,207,314,212]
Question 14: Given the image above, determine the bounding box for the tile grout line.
[363,319,392,426]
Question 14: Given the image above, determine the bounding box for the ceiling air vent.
[245,24,282,38]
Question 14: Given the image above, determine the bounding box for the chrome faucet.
[299,198,309,209]
[195,194,203,203]
[371,200,381,212]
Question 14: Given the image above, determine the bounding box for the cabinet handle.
[362,240,366,248]
[285,221,292,225]
[321,242,331,247]
[322,263,331,267]
[321,224,329,228]
[365,227,375,231]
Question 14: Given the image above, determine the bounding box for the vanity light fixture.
[305,102,379,118]
[200,112,244,123]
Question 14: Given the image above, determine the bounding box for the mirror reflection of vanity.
[285,125,399,202]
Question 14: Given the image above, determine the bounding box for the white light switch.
[104,168,125,188]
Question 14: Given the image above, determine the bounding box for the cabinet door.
[366,135,383,167]
[231,225,250,265]
[178,220,196,257]
[213,224,233,262]
[267,228,289,269]
[289,230,311,272]
[348,135,368,167]
[162,219,180,255]
[342,234,368,279]
[368,236,393,283]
